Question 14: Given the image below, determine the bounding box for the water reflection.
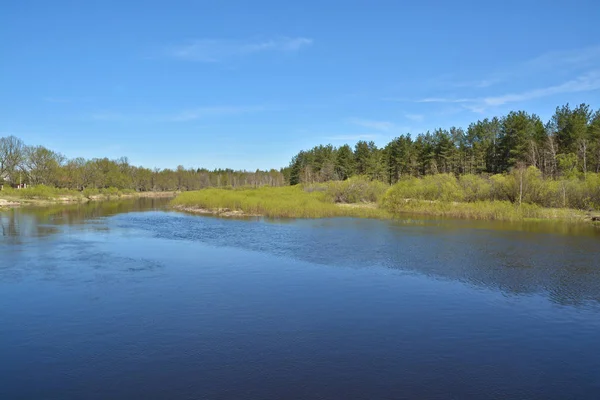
[2,199,600,308]
[3,199,600,399]
[0,197,172,240]
[121,213,600,308]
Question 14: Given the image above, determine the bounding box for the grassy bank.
[171,183,389,219]
[379,172,595,222]
[380,198,587,222]
[171,174,597,223]
[0,185,177,208]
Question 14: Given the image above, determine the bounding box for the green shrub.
[82,188,100,198]
[458,174,491,202]
[101,187,121,196]
[320,176,388,203]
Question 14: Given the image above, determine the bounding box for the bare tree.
[0,136,26,184]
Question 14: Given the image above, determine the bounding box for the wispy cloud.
[87,105,269,122]
[426,75,500,90]
[168,37,313,62]
[427,46,600,92]
[415,97,471,104]
[404,113,424,122]
[325,134,381,141]
[525,45,600,71]
[398,45,600,116]
[449,79,498,89]
[347,118,394,131]
[482,71,600,106]
[169,106,267,121]
[411,71,600,113]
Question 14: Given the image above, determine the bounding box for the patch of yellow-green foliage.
[379,171,591,221]
[0,185,84,200]
[0,185,138,202]
[380,198,584,222]
[172,171,595,222]
[380,170,600,210]
[305,176,389,203]
[172,181,389,219]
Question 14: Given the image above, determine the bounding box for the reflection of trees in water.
[139,215,600,308]
[3,202,599,308]
[0,197,171,239]
[0,211,19,237]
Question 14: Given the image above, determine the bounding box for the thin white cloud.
[416,97,472,104]
[87,105,268,122]
[380,96,411,102]
[425,75,500,90]
[325,134,381,141]
[460,104,488,114]
[400,45,600,114]
[413,71,600,113]
[169,106,267,121]
[404,113,424,122]
[168,37,313,62]
[348,118,394,131]
[482,71,600,106]
[525,45,600,71]
[450,79,498,89]
[430,46,600,92]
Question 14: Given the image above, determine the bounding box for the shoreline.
[3,190,599,224]
[172,205,262,218]
[0,191,178,209]
[172,199,600,224]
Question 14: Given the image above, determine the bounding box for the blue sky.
[1,0,600,170]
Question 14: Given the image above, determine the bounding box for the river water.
[1,198,600,399]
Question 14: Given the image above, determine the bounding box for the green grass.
[172,180,590,222]
[0,185,84,200]
[1,185,143,203]
[171,185,388,219]
[380,198,586,222]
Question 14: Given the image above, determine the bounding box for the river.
[1,198,600,399]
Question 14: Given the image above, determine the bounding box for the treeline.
[285,103,600,184]
[2,102,599,199]
[0,136,285,191]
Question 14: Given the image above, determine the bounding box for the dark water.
[2,199,600,399]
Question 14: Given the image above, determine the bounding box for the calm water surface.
[1,198,600,399]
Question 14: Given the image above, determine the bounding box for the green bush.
[459,174,491,202]
[320,176,388,203]
[382,174,464,203]
[82,188,100,198]
[101,187,121,196]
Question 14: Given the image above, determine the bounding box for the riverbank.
[381,198,592,222]
[171,186,389,219]
[171,185,599,223]
[0,190,177,209]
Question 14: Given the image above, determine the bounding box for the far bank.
[170,178,600,224]
[0,186,177,209]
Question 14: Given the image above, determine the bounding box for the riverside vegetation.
[0,185,176,208]
[3,103,600,222]
[173,174,593,222]
[172,178,390,219]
